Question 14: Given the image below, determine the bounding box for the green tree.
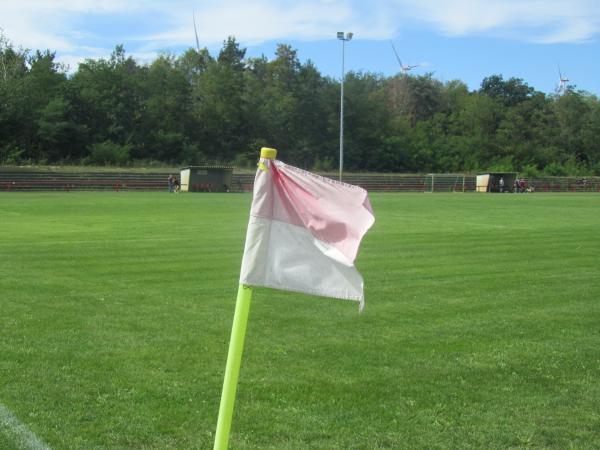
[191,37,248,162]
[340,72,389,170]
[37,97,86,161]
[581,98,600,173]
[2,30,600,174]
[386,73,443,124]
[136,55,194,163]
[480,74,534,106]
[554,90,590,165]
[0,33,29,162]
[69,45,142,161]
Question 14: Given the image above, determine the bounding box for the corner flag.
[240,149,374,310]
[214,147,374,449]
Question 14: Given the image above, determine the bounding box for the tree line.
[1,33,599,175]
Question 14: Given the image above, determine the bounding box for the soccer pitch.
[1,192,599,449]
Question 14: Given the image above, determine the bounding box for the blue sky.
[1,0,599,95]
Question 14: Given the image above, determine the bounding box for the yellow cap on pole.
[260,147,277,159]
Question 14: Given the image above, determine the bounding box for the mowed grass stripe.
[1,192,599,449]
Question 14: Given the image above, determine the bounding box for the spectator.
[168,174,174,192]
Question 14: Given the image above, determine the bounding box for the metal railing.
[1,170,598,193]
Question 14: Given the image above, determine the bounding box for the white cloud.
[140,0,600,50]
[533,17,599,44]
[1,0,397,61]
[140,0,394,49]
[0,0,598,64]
[397,0,600,43]
[0,1,140,50]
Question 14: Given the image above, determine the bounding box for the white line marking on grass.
[0,403,51,450]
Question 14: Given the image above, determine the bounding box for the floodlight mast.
[337,31,353,181]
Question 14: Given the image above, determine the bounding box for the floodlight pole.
[337,32,352,182]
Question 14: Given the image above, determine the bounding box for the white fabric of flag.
[240,157,375,310]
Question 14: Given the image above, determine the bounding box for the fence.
[527,176,600,193]
[1,169,598,193]
[0,170,166,192]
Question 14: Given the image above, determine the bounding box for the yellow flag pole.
[213,284,253,450]
[213,147,277,450]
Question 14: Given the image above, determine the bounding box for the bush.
[0,146,26,165]
[85,141,132,166]
[543,162,567,176]
[180,143,205,166]
[520,164,540,178]
[488,156,514,172]
[233,152,255,169]
[313,155,334,172]
[543,159,593,176]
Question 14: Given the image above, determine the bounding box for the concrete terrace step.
[3,169,596,192]
[0,170,169,191]
[0,169,478,192]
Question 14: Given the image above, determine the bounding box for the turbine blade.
[390,41,403,69]
[193,11,200,53]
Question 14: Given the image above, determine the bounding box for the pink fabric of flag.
[240,157,375,310]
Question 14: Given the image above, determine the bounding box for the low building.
[180,165,233,192]
[476,172,518,193]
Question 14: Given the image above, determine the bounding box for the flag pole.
[213,284,253,450]
[213,147,277,450]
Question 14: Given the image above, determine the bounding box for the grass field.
[1,192,599,449]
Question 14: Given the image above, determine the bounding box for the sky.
[1,0,599,95]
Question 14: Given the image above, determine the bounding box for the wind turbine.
[390,41,419,75]
[193,11,201,53]
[557,64,569,95]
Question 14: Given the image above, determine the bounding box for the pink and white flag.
[240,156,375,310]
